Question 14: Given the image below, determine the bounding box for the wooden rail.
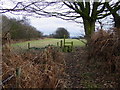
[57,35,73,52]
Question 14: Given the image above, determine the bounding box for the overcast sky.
[4,13,85,37]
[29,17,85,37]
[5,13,113,37]
[0,0,86,37]
[1,0,115,37]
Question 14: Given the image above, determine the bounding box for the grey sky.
[4,13,85,37]
[1,0,116,37]
[5,13,113,37]
[1,0,85,37]
[29,17,85,37]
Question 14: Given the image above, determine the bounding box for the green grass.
[11,38,86,51]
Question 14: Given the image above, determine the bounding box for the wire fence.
[1,47,48,88]
[1,58,36,88]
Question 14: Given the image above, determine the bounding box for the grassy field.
[11,38,86,51]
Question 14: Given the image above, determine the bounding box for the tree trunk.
[83,19,95,47]
[83,19,95,38]
[114,15,120,28]
[82,19,96,60]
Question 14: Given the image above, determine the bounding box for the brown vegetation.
[2,44,68,88]
[89,28,120,74]
[2,28,120,88]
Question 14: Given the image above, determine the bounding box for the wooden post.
[16,67,21,88]
[28,42,30,49]
[63,35,66,46]
[71,41,73,52]
[63,35,66,52]
[60,40,62,48]
[57,42,59,47]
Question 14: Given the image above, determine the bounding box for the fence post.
[28,42,30,49]
[71,41,73,52]
[63,35,66,52]
[63,35,66,47]
[60,40,62,48]
[57,42,59,47]
[16,67,21,88]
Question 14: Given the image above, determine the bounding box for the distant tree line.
[2,15,43,40]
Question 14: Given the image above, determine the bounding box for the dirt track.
[65,47,88,88]
[64,47,120,88]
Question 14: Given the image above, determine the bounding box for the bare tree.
[105,0,120,28]
[0,0,119,37]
